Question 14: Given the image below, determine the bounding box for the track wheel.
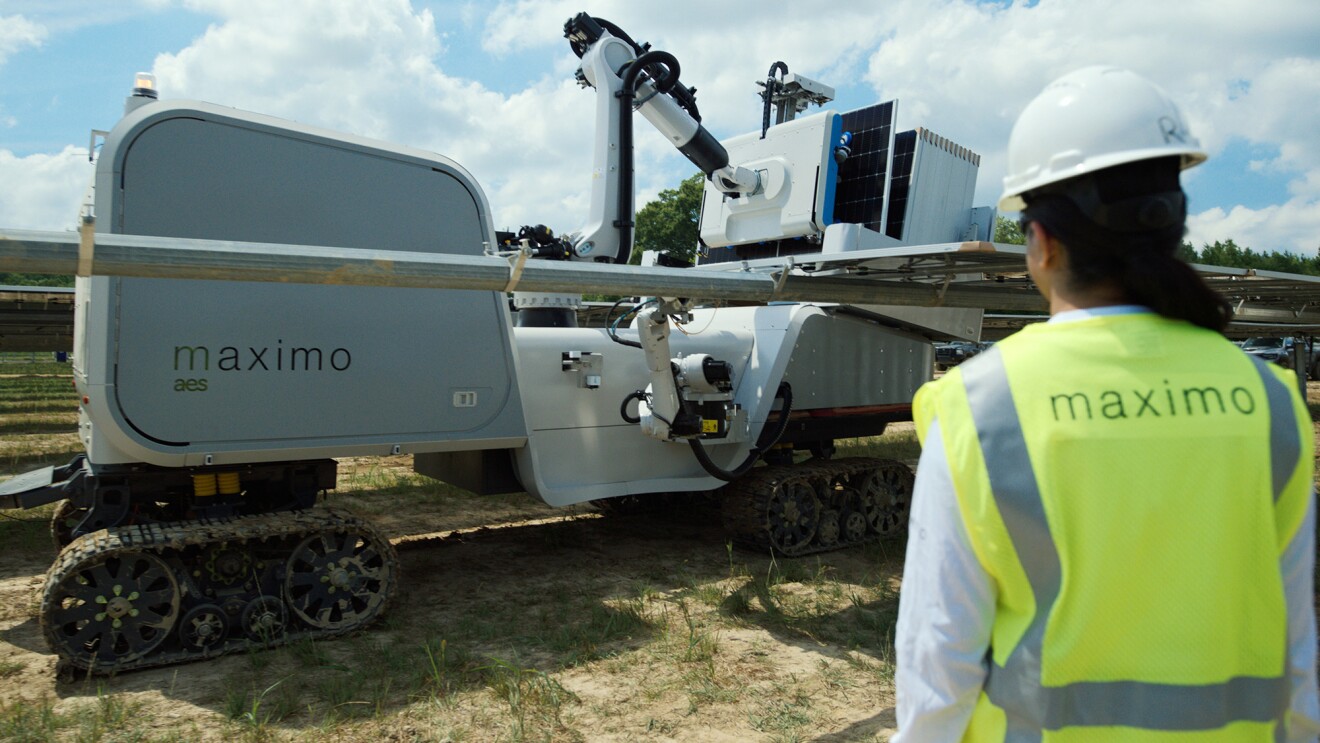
[179,603,229,651]
[43,551,180,670]
[285,525,396,631]
[817,510,841,548]
[242,596,287,642]
[859,463,914,538]
[764,478,821,555]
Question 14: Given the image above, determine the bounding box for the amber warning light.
[133,72,158,99]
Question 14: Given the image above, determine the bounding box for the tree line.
[992,216,1318,276]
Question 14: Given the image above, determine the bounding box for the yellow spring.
[217,471,242,496]
[193,473,218,497]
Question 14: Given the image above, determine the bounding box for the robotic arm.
[563,13,759,264]
[564,14,793,481]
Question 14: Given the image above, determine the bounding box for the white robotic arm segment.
[637,305,682,441]
[567,32,635,263]
[564,12,756,264]
[632,78,759,195]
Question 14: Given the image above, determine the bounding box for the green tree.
[993,215,1025,245]
[631,172,704,264]
[1169,239,1320,276]
[0,272,74,287]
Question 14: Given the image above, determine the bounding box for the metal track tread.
[39,507,399,674]
[721,457,913,556]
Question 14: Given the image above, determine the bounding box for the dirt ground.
[0,451,910,742]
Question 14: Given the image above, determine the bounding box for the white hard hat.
[998,66,1207,212]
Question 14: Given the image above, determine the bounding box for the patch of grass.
[71,686,144,742]
[749,685,815,742]
[419,637,486,704]
[224,676,298,737]
[547,599,651,664]
[0,356,73,375]
[479,657,579,742]
[0,415,78,436]
[338,464,433,496]
[0,367,81,477]
[0,503,59,560]
[0,697,64,742]
[0,399,78,415]
[0,433,84,476]
[681,664,738,711]
[835,428,922,462]
[669,600,719,664]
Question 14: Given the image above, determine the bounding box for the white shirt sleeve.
[893,416,997,742]
[1283,491,1320,742]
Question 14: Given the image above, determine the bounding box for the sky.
[1,0,1317,257]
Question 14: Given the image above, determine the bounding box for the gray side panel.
[116,117,476,253]
[96,103,525,455]
[781,311,930,410]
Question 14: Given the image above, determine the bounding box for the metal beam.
[1,228,1316,324]
[0,228,1041,310]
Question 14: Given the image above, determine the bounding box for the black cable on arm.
[761,62,788,139]
[689,382,793,482]
[615,50,680,264]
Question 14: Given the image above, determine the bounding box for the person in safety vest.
[893,66,1319,741]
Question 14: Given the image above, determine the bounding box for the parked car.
[934,341,984,371]
[1241,337,1318,376]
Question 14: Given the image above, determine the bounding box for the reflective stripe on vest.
[961,345,1293,740]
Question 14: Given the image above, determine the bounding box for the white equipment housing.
[699,111,842,248]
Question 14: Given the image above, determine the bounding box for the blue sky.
[2,0,1318,256]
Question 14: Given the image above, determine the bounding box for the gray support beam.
[0,228,1045,311]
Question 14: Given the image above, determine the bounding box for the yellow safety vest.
[913,313,1313,742]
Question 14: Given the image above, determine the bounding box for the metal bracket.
[561,351,604,389]
[771,257,796,297]
[504,245,532,293]
[934,273,954,305]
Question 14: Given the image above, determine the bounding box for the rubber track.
[721,457,913,556]
[40,507,399,674]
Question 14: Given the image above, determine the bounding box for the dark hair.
[1022,157,1231,333]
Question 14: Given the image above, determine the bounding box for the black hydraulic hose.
[620,390,647,424]
[689,382,793,482]
[615,50,680,264]
[605,297,651,348]
[761,61,788,139]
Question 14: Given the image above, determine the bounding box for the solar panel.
[885,129,917,239]
[832,100,897,233]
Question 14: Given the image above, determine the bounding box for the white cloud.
[1189,199,1320,256]
[150,0,603,232]
[0,147,92,231]
[0,13,45,66]
[1217,57,1320,197]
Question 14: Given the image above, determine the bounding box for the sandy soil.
[0,455,904,741]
